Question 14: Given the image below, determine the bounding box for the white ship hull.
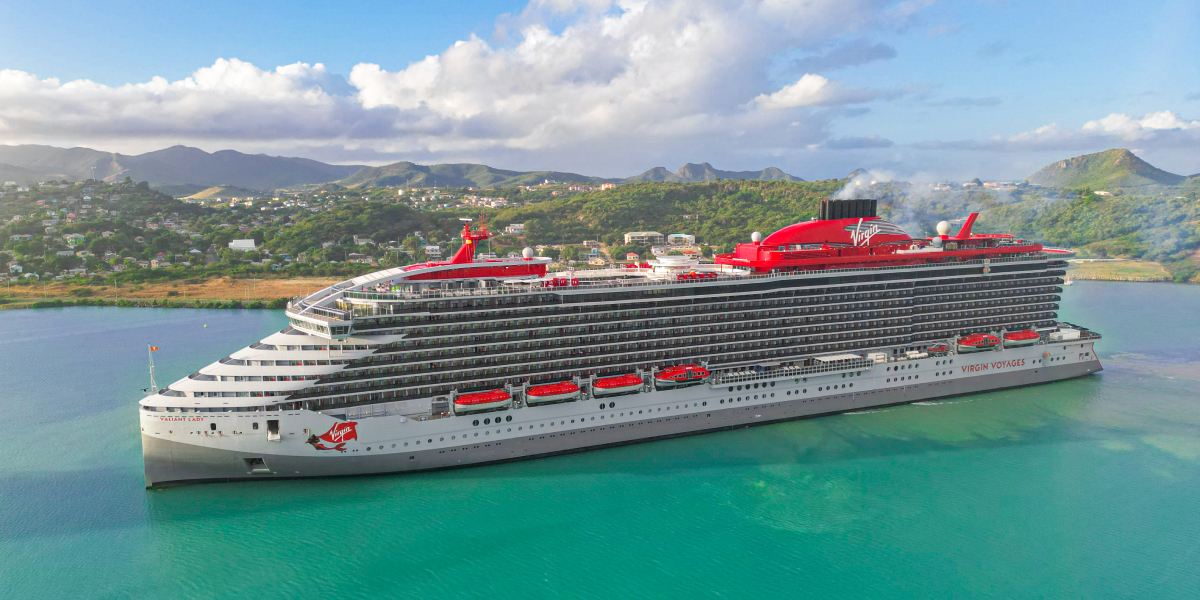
[141,340,1100,487]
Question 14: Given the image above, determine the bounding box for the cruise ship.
[139,199,1102,487]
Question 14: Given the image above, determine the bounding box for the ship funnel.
[819,198,878,221]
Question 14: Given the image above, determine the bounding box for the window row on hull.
[288,304,1055,406]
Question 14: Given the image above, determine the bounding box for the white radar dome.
[751,231,762,243]
[936,221,952,236]
[522,247,535,259]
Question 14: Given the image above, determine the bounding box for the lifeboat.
[957,333,1001,353]
[926,343,950,356]
[453,389,512,414]
[526,382,581,405]
[654,364,710,388]
[592,374,644,397]
[1003,329,1041,348]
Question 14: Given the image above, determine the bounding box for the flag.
[150,346,159,351]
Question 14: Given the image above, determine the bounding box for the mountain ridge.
[626,162,803,183]
[0,144,367,190]
[337,162,615,188]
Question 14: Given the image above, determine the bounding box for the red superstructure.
[716,202,1041,274]
[401,219,548,280]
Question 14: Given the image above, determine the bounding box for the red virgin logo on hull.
[961,358,1026,373]
[306,421,358,452]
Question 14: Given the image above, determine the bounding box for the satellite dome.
[936,221,952,236]
[931,236,943,248]
[522,247,534,259]
[751,231,762,243]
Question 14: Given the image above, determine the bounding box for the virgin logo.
[306,421,358,452]
[850,219,880,247]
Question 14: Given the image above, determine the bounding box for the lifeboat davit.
[957,333,1001,353]
[1003,329,1041,347]
[654,364,710,388]
[526,382,581,405]
[453,389,512,414]
[592,374,644,397]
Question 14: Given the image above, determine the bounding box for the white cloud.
[0,0,926,173]
[753,74,880,109]
[916,110,1200,152]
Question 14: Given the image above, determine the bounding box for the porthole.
[720,399,725,404]
[473,420,479,426]
[484,418,491,425]
[252,422,259,430]
[702,402,707,406]
[392,444,396,448]
[608,402,615,408]
[210,423,216,431]
[728,386,734,392]
[770,382,775,387]
[506,415,512,422]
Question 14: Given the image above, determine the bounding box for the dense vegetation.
[1025,148,1190,189]
[489,180,844,251]
[4,154,1199,288]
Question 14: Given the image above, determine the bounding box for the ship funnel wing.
[955,213,979,239]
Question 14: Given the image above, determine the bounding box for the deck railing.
[338,253,1051,303]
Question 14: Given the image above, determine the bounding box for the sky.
[1,0,1198,180]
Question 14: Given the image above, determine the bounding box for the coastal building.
[667,233,695,246]
[625,231,664,245]
[229,239,257,252]
[505,223,526,235]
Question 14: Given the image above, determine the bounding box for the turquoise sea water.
[1,280,1199,599]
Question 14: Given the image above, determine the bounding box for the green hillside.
[338,162,613,188]
[1025,149,1185,189]
[489,180,841,249]
[0,162,57,185]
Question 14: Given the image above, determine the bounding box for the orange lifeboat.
[526,382,581,405]
[592,374,644,397]
[654,364,710,388]
[1003,329,1041,348]
[453,389,512,414]
[957,333,1001,353]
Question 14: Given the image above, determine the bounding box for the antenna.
[146,344,159,395]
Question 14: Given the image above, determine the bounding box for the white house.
[624,231,664,245]
[228,239,257,251]
[666,233,696,246]
[504,223,526,234]
[424,245,442,258]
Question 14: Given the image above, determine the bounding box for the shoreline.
[0,296,287,311]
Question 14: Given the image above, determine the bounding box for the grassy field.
[1065,259,1171,282]
[0,276,340,310]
